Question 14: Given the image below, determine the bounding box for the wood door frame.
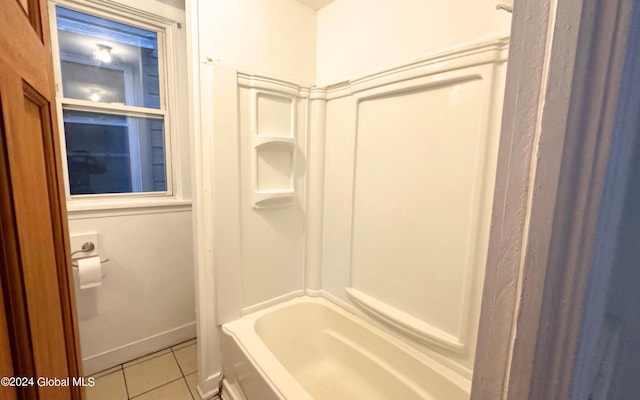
[0,0,83,398]
[471,0,636,398]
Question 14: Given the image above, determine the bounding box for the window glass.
[54,5,170,198]
[56,6,161,109]
[64,110,166,195]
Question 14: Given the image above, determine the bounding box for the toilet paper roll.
[78,256,102,289]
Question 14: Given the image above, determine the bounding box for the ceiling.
[296,0,335,10]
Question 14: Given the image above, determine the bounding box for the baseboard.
[197,371,222,399]
[83,322,196,375]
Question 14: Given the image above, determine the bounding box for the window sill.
[67,197,192,220]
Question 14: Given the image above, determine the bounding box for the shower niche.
[251,91,297,208]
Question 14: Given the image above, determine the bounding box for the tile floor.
[86,338,210,400]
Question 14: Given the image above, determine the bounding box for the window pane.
[63,110,167,195]
[56,6,161,109]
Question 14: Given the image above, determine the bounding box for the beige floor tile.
[86,370,128,400]
[91,365,122,379]
[123,348,172,368]
[124,353,182,397]
[172,338,197,351]
[185,372,199,399]
[174,343,197,375]
[132,378,192,400]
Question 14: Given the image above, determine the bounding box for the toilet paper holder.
[71,241,109,267]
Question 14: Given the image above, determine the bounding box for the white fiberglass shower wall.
[318,42,508,378]
[189,0,511,395]
[315,1,510,377]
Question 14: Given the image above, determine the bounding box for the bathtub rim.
[222,295,470,399]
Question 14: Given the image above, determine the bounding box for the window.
[52,4,173,197]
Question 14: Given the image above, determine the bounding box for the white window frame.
[49,0,184,210]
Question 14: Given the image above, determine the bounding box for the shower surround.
[208,39,507,399]
[188,0,511,398]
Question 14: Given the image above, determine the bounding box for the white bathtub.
[221,297,469,400]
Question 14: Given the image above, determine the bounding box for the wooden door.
[0,1,83,399]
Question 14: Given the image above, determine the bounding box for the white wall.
[197,0,317,85]
[316,0,511,85]
[63,0,195,375]
[69,209,194,374]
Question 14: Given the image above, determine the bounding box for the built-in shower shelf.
[253,136,295,148]
[253,188,295,208]
[252,136,296,208]
[250,87,298,209]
